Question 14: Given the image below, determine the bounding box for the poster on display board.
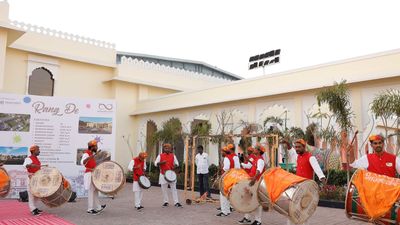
[0,93,116,198]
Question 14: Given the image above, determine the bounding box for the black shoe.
[175,203,183,208]
[136,206,144,211]
[96,204,106,213]
[162,202,169,207]
[216,212,229,217]
[238,218,252,224]
[251,221,261,225]
[36,209,43,213]
[31,208,40,216]
[230,207,235,212]
[86,209,98,215]
[216,207,221,210]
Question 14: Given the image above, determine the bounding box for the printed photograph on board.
[0,113,30,132]
[78,117,112,134]
[0,146,28,165]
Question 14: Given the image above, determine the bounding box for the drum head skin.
[164,170,177,182]
[286,180,319,224]
[92,161,125,194]
[230,180,260,213]
[139,176,151,189]
[30,167,62,198]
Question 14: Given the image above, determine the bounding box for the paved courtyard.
[3,184,368,225]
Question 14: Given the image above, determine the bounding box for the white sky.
[6,0,400,79]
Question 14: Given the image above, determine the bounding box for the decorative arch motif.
[28,67,54,96]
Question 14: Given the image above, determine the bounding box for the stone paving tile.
[35,184,369,225]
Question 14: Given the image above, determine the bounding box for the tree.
[151,117,183,149]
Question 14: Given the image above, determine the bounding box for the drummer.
[23,145,42,216]
[154,143,183,208]
[350,134,400,177]
[128,151,148,211]
[241,146,255,174]
[239,145,266,225]
[81,140,106,215]
[216,144,240,217]
[288,139,326,225]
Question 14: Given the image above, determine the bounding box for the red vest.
[226,154,236,170]
[84,150,96,173]
[367,152,396,177]
[244,154,255,174]
[27,155,41,174]
[296,152,313,179]
[159,153,175,175]
[249,156,265,180]
[133,157,145,181]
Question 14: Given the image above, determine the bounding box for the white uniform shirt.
[223,155,240,171]
[287,148,297,164]
[23,157,33,168]
[195,153,209,174]
[80,153,89,166]
[350,155,400,174]
[293,153,325,180]
[256,158,265,173]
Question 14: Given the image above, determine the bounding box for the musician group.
[0,133,397,224]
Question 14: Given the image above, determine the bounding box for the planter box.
[318,199,345,209]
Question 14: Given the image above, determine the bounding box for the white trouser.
[27,178,39,211]
[84,172,101,211]
[133,181,143,207]
[220,192,231,215]
[287,219,309,225]
[161,182,179,204]
[244,206,262,222]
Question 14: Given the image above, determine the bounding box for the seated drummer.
[350,134,400,177]
[154,143,183,208]
[288,139,326,225]
[81,140,106,215]
[23,145,42,216]
[128,152,148,211]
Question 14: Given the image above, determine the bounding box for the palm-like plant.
[151,117,183,148]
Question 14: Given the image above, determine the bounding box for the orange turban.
[369,135,384,142]
[139,152,148,158]
[226,144,235,150]
[162,143,172,148]
[247,146,254,152]
[221,146,229,153]
[295,139,306,146]
[255,145,265,153]
[88,140,97,147]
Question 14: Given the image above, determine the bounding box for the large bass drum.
[257,168,319,225]
[92,161,125,195]
[30,167,72,207]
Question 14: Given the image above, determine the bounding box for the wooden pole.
[184,136,189,201]
[191,137,197,201]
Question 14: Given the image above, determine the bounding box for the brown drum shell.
[41,178,72,208]
[92,161,125,195]
[0,167,11,198]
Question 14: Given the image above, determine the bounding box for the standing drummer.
[154,143,183,208]
[23,145,42,216]
[216,144,240,217]
[350,134,400,177]
[81,140,106,215]
[288,139,326,225]
[239,145,265,225]
[128,152,148,211]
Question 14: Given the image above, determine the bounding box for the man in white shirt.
[195,145,211,198]
[154,143,183,208]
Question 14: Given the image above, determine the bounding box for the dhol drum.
[92,161,125,195]
[345,169,400,225]
[258,168,319,225]
[0,167,10,197]
[138,176,151,189]
[29,167,72,207]
[164,170,177,183]
[219,168,260,213]
[94,150,111,165]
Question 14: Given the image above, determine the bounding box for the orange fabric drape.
[263,168,307,203]
[0,170,9,188]
[352,169,400,219]
[222,169,249,196]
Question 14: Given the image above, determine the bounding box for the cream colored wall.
[133,50,400,115]
[2,48,27,94]
[0,28,7,89]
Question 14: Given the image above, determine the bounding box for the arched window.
[28,67,54,96]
